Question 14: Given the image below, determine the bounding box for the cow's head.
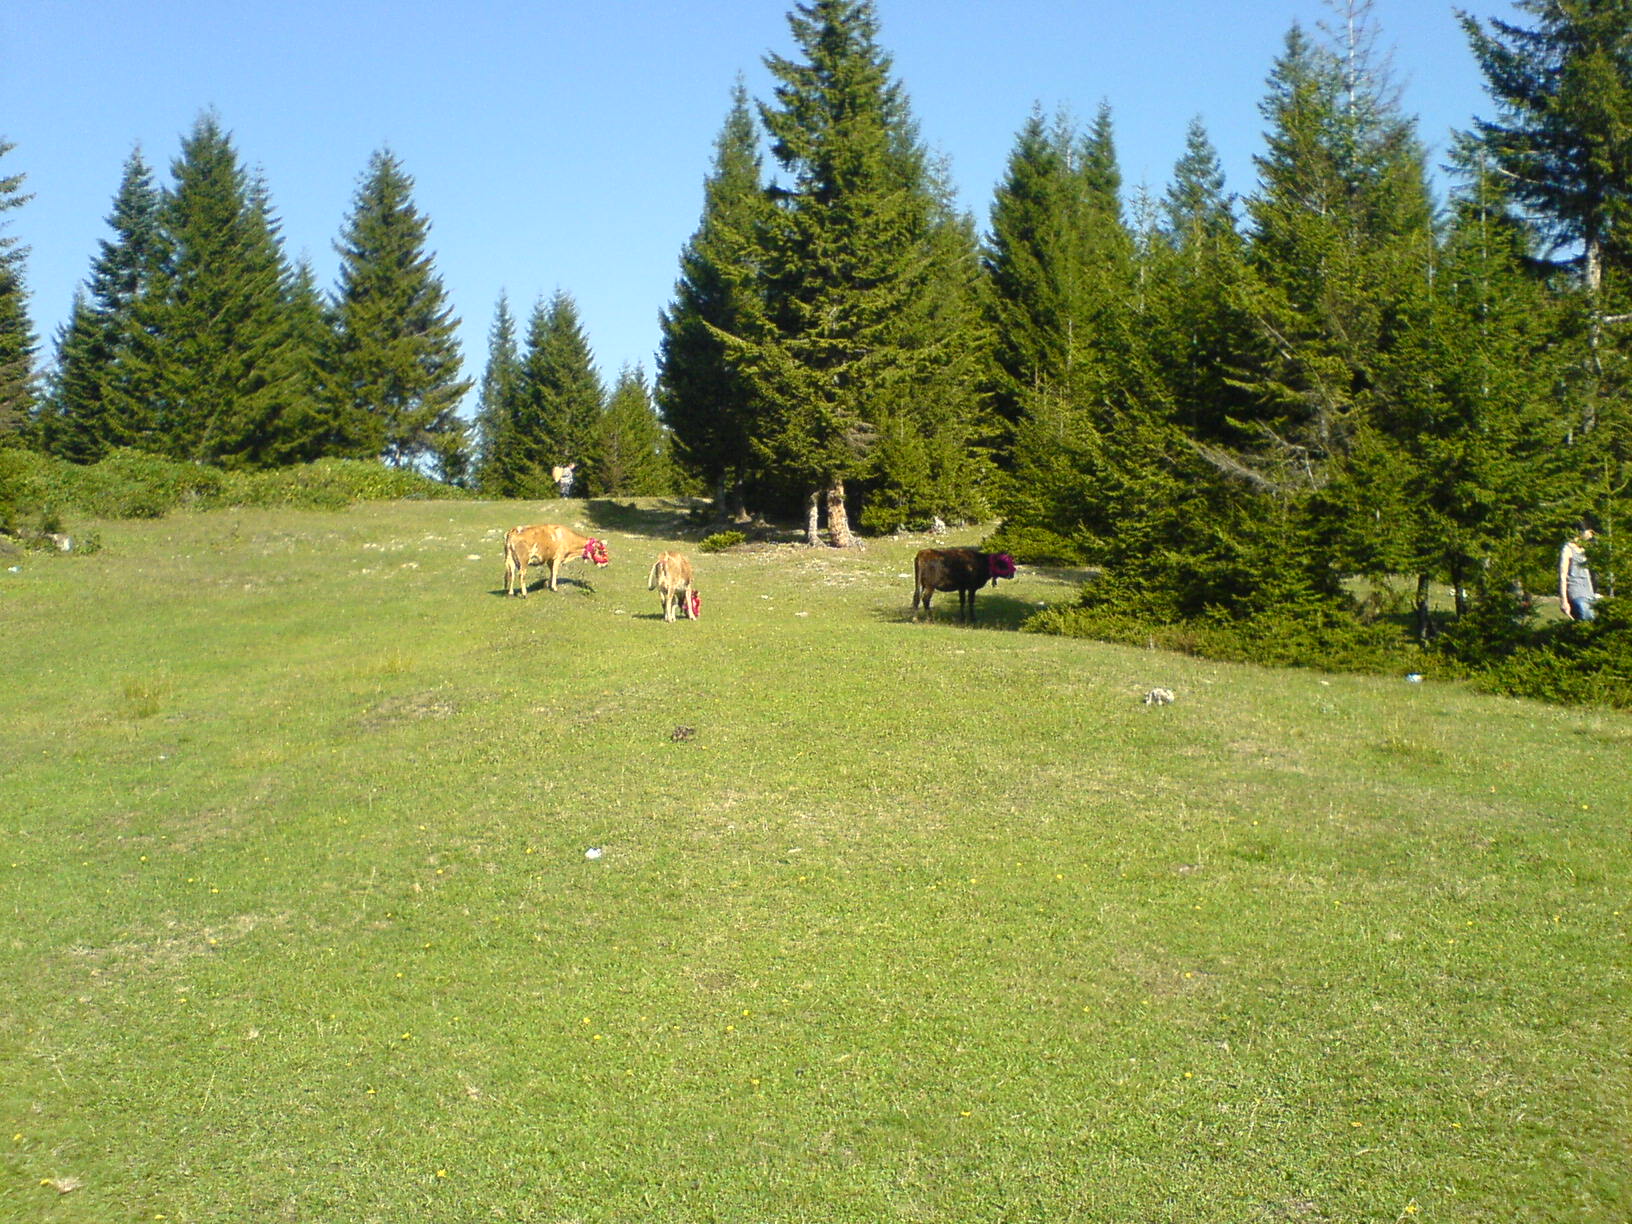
[987,552,1017,584]
[583,538,610,567]
[689,589,702,620]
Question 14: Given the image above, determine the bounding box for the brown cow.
[504,524,609,595]
[912,547,1017,624]
[647,551,698,622]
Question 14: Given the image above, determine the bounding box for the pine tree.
[1145,117,1258,443]
[735,0,970,546]
[0,137,38,445]
[472,293,523,495]
[46,148,168,461]
[1382,156,1567,626]
[1227,12,1437,600]
[150,115,308,468]
[658,79,768,515]
[276,257,342,465]
[983,103,1154,559]
[508,291,603,498]
[329,148,470,473]
[1461,0,1632,560]
[1460,0,1632,293]
[586,365,672,496]
[41,297,102,460]
[860,170,998,533]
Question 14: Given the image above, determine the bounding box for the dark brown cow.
[911,548,1017,624]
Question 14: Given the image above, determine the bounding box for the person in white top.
[1559,522,1598,621]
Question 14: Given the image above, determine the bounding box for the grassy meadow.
[1,497,1628,1223]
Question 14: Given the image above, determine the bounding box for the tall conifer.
[151,115,307,467]
[737,0,970,546]
[472,293,523,495]
[0,137,38,444]
[1228,15,1436,598]
[587,365,672,496]
[46,149,167,460]
[658,80,768,515]
[507,291,603,498]
[329,150,470,473]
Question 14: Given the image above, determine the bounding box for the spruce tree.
[0,137,38,445]
[1228,15,1437,601]
[1146,118,1258,443]
[1382,156,1566,627]
[1460,0,1632,293]
[151,115,308,468]
[860,158,997,532]
[472,293,524,495]
[586,365,672,496]
[984,104,1157,559]
[276,257,342,465]
[509,291,603,498]
[736,0,968,546]
[45,148,167,460]
[657,79,768,516]
[1461,0,1632,559]
[329,149,470,473]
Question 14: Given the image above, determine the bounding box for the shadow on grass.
[489,575,601,599]
[577,498,712,537]
[882,592,1041,632]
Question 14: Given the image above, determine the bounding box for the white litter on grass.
[584,847,603,860]
[466,554,482,561]
[1143,687,1177,706]
[1405,673,1424,683]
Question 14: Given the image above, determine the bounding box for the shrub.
[0,450,467,529]
[980,524,1088,566]
[700,530,747,553]
[1464,598,1632,709]
[1025,565,1423,676]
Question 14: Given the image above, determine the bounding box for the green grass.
[2,498,1628,1222]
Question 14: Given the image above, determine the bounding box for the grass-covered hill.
[2,498,1627,1221]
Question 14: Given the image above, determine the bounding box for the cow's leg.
[549,558,561,591]
[684,584,695,620]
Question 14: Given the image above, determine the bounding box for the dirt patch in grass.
[358,690,459,732]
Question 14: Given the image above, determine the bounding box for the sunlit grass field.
[2,498,1628,1222]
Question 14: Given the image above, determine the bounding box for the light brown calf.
[647,551,697,622]
[504,523,609,596]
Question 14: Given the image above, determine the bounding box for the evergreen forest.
[3,0,1631,704]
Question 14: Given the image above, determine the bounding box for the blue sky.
[6,0,1515,407]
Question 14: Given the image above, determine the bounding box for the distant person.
[1559,521,1598,621]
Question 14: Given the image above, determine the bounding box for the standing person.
[1559,522,1598,621]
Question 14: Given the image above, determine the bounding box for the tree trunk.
[1414,572,1434,641]
[826,478,854,548]
[726,468,751,523]
[804,488,822,546]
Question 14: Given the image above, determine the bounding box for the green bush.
[1025,565,1423,676]
[0,449,466,529]
[1026,598,1417,676]
[699,530,747,553]
[980,523,1088,566]
[0,448,56,534]
[1464,598,1632,709]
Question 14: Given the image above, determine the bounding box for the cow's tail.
[648,559,662,590]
